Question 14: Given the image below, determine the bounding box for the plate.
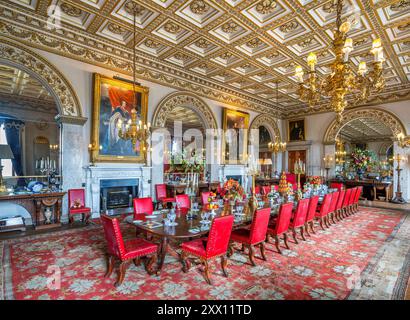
[200,220,211,224]
[145,215,157,219]
[234,213,245,216]
[133,220,143,224]
[165,222,178,226]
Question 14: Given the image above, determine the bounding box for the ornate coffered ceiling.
[339,117,394,142]
[0,64,56,106]
[1,0,409,118]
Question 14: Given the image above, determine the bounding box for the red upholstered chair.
[133,197,153,220]
[228,208,270,266]
[272,185,279,192]
[254,186,261,195]
[341,188,353,218]
[289,198,309,243]
[285,173,298,190]
[330,182,344,191]
[261,186,271,195]
[327,191,340,225]
[266,202,293,254]
[175,194,190,210]
[201,192,211,206]
[305,195,319,236]
[348,187,358,215]
[68,189,91,224]
[335,190,346,221]
[315,193,332,230]
[100,214,158,287]
[155,184,175,208]
[353,186,363,213]
[180,215,234,285]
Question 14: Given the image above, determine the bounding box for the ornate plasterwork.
[249,114,281,142]
[0,37,85,124]
[323,107,407,144]
[152,91,218,130]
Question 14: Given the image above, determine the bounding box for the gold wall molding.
[249,114,282,142]
[323,107,407,144]
[152,91,218,130]
[0,36,86,125]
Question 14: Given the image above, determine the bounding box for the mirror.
[0,64,60,187]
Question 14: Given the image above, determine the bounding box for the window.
[0,123,13,176]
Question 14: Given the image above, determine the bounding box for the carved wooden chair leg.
[227,242,234,257]
[133,257,141,266]
[115,261,129,287]
[248,245,256,266]
[240,243,246,252]
[260,242,267,261]
[331,212,337,224]
[305,223,311,237]
[274,235,282,254]
[203,259,212,285]
[319,218,325,230]
[145,255,157,275]
[310,221,316,234]
[300,227,306,241]
[292,229,299,244]
[180,251,191,273]
[265,234,270,243]
[283,233,290,249]
[221,256,228,277]
[105,255,115,278]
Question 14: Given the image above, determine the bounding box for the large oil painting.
[91,74,148,163]
[288,118,306,142]
[222,108,250,164]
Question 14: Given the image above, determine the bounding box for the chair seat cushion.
[230,228,251,243]
[181,238,207,258]
[69,207,91,214]
[123,238,158,260]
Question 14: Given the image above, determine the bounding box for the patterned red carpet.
[0,207,406,300]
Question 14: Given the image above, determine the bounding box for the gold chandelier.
[117,3,150,155]
[295,0,385,121]
[268,140,286,154]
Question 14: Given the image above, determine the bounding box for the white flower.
[309,288,337,300]
[162,283,186,298]
[250,265,273,276]
[292,266,313,277]
[315,250,333,258]
[68,279,95,293]
[24,276,48,290]
[209,286,233,299]
[116,281,141,294]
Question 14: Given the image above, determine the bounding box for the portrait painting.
[288,118,306,142]
[91,74,148,163]
[222,108,250,164]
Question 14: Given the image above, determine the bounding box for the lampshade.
[0,145,14,159]
[264,158,273,165]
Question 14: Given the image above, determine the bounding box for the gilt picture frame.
[91,73,149,163]
[222,108,250,165]
[288,118,306,142]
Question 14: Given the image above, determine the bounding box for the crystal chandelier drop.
[117,4,150,156]
[295,0,385,121]
[268,82,286,154]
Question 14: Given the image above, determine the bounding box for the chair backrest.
[155,184,167,201]
[328,191,340,213]
[342,188,352,207]
[292,198,309,228]
[262,186,271,195]
[274,202,293,235]
[100,214,125,260]
[254,186,261,195]
[68,189,86,208]
[306,195,320,223]
[330,182,344,191]
[354,186,363,204]
[317,193,332,217]
[206,215,234,258]
[175,194,190,209]
[249,208,271,244]
[201,192,211,205]
[133,197,153,219]
[272,185,279,192]
[349,187,357,205]
[285,173,296,184]
[336,190,346,210]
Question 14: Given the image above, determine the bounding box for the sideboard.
[0,192,66,230]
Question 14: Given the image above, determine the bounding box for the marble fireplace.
[84,165,151,217]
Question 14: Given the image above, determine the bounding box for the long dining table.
[124,192,330,274]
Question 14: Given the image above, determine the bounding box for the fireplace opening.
[100,179,139,214]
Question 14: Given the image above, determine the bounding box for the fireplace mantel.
[84,165,151,217]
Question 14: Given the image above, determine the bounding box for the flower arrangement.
[351,148,375,172]
[170,150,205,173]
[308,176,322,185]
[222,179,244,202]
[207,192,217,203]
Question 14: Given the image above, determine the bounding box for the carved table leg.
[156,236,169,275]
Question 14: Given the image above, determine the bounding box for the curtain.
[3,119,25,186]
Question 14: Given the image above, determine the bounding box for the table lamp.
[0,144,14,193]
